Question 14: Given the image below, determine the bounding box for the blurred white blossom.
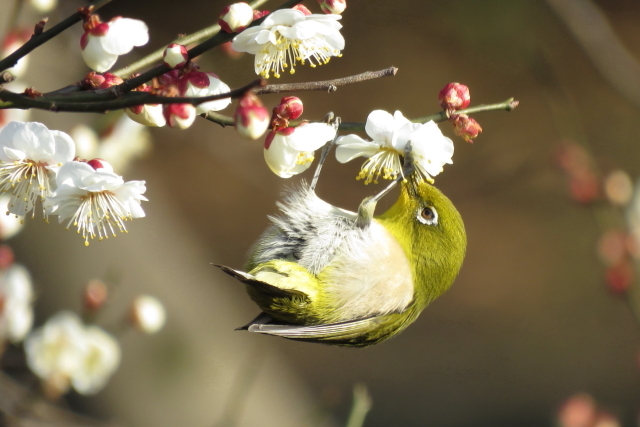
[130,295,166,334]
[0,264,34,343]
[336,110,454,184]
[232,9,344,78]
[264,123,336,178]
[29,0,57,13]
[25,311,120,396]
[45,160,147,245]
[81,17,149,72]
[0,121,75,218]
[178,71,231,115]
[0,195,24,239]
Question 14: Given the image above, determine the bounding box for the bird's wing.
[216,264,309,300]
[245,314,402,347]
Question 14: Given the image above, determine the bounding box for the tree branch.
[0,80,264,113]
[0,0,112,73]
[255,67,398,95]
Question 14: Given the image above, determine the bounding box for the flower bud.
[234,93,269,140]
[605,259,633,295]
[317,0,346,14]
[129,295,166,334]
[451,114,482,142]
[439,82,471,111]
[253,10,270,20]
[83,279,108,312]
[292,4,312,15]
[82,71,123,89]
[163,103,196,129]
[557,394,597,427]
[126,104,166,127]
[163,43,189,69]
[218,2,254,33]
[273,96,303,120]
[604,170,633,206]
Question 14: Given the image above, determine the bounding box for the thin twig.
[0,80,264,113]
[112,0,272,78]
[345,384,372,427]
[0,0,112,73]
[256,67,398,94]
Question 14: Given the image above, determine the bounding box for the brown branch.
[256,67,398,94]
[0,80,264,113]
[0,0,112,73]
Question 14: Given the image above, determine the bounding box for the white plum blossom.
[125,103,166,128]
[70,325,121,395]
[218,2,254,33]
[29,0,57,13]
[81,17,149,72]
[162,43,189,69]
[264,123,336,178]
[0,121,75,218]
[25,311,87,395]
[45,160,147,245]
[178,71,231,115]
[130,295,166,334]
[336,110,454,184]
[232,9,344,78]
[25,311,120,396]
[0,264,34,343]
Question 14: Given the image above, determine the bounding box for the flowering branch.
[112,0,272,78]
[0,0,113,73]
[256,67,398,94]
[0,79,264,112]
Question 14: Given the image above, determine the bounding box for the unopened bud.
[317,0,346,14]
[163,103,196,129]
[82,71,123,90]
[234,93,269,140]
[292,4,312,15]
[557,394,597,427]
[126,104,166,127]
[439,82,471,111]
[218,2,254,33]
[83,279,108,312]
[163,43,189,69]
[605,259,633,295]
[253,10,270,20]
[451,114,482,142]
[597,230,628,266]
[130,295,166,334]
[273,96,303,120]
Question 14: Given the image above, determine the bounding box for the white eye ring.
[417,206,438,225]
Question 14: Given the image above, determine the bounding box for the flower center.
[0,160,52,220]
[356,148,402,185]
[66,190,132,246]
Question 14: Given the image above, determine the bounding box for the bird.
[218,141,466,347]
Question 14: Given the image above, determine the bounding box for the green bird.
[218,144,466,347]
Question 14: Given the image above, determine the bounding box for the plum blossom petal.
[232,9,344,78]
[45,160,147,245]
[264,123,336,178]
[0,264,34,343]
[0,121,75,218]
[81,17,148,72]
[70,325,120,395]
[336,110,453,184]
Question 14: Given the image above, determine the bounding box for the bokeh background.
[3,0,640,426]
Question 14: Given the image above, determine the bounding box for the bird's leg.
[310,113,341,192]
[357,142,414,228]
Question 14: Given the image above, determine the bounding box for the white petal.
[264,134,301,178]
[364,110,397,143]
[392,121,421,152]
[101,18,149,55]
[82,35,118,72]
[125,105,166,127]
[263,9,305,27]
[335,138,381,163]
[3,146,25,161]
[287,123,336,151]
[50,130,76,165]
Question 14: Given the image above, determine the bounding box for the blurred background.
[2,0,640,426]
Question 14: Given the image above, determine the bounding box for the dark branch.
[0,0,112,73]
[0,80,264,113]
[256,67,398,95]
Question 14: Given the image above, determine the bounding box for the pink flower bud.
[557,394,597,427]
[218,2,254,33]
[253,10,270,20]
[82,71,123,89]
[597,230,628,266]
[451,114,482,142]
[439,82,471,111]
[163,43,189,69]
[83,279,108,312]
[317,0,346,14]
[234,93,269,140]
[605,260,633,295]
[0,245,14,270]
[292,4,312,15]
[273,96,303,120]
[163,103,197,129]
[87,158,106,170]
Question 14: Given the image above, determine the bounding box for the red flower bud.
[451,114,482,142]
[163,43,189,69]
[317,0,346,14]
[82,71,123,90]
[218,2,254,33]
[83,279,108,312]
[439,82,471,111]
[292,4,312,15]
[273,96,303,120]
[234,93,269,140]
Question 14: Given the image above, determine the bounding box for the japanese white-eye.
[218,142,466,347]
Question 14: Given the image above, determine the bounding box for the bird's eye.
[417,206,438,225]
